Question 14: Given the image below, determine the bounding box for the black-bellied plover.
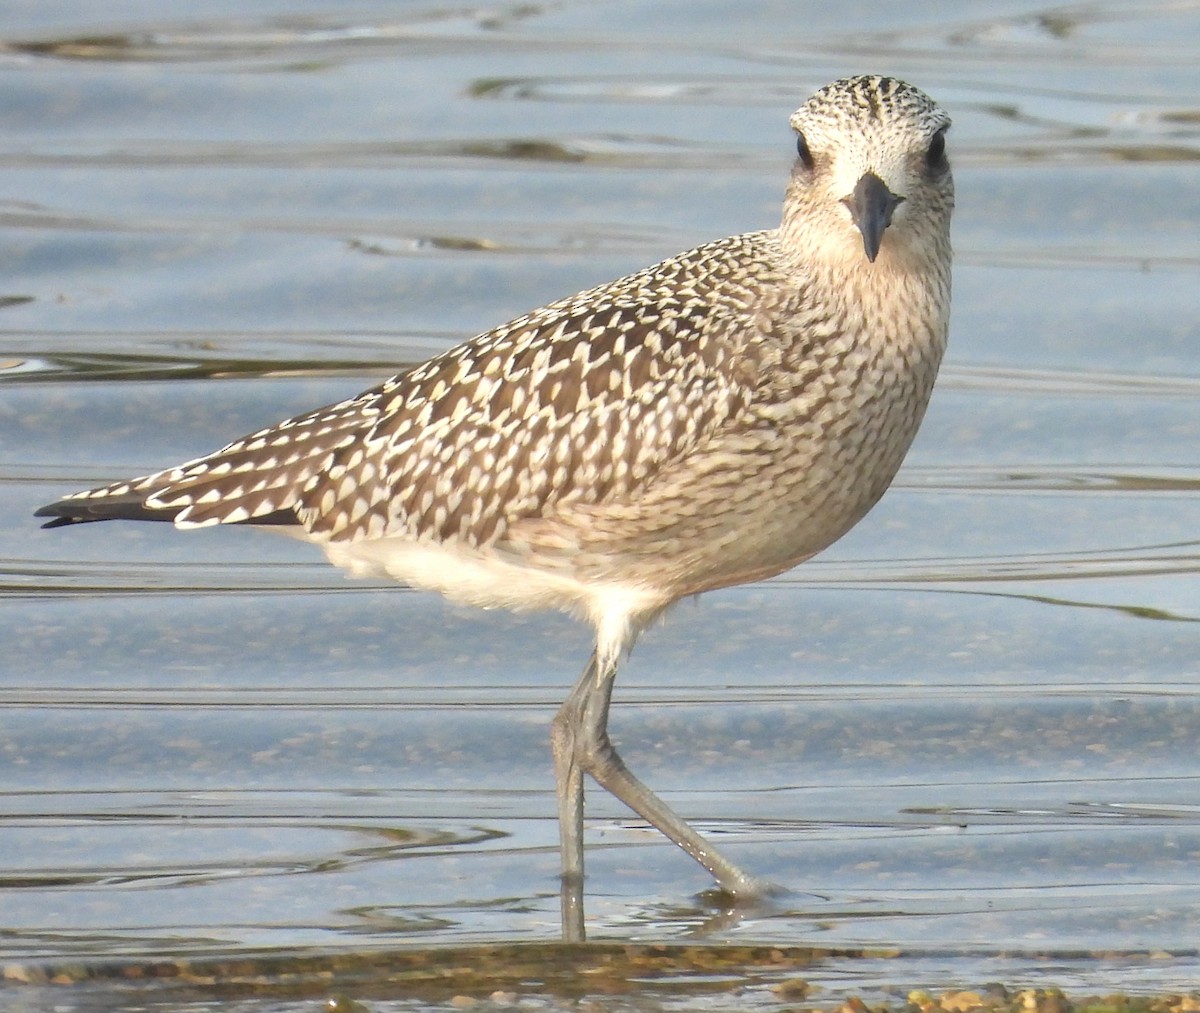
[37,75,954,935]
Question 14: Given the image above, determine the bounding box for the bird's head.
[783,76,953,269]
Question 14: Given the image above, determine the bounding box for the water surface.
[1,1,1198,1009]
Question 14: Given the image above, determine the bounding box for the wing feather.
[39,232,779,539]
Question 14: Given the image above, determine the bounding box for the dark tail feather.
[34,494,181,528]
[35,496,298,529]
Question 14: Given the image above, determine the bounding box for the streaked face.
[785,76,954,266]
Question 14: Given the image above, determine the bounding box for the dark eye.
[795,131,814,169]
[925,129,948,172]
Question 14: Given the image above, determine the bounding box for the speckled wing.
[290,236,770,548]
[41,234,772,545]
[38,388,382,528]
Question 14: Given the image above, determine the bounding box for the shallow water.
[1,1,1199,1009]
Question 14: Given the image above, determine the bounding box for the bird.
[36,75,954,937]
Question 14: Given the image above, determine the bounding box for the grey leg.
[551,648,773,939]
[551,652,595,941]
